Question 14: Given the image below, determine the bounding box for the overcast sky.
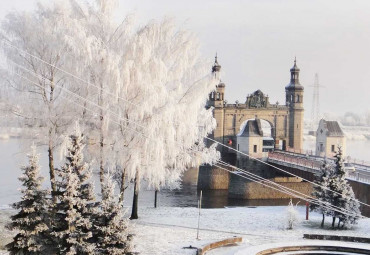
[1,0,370,118]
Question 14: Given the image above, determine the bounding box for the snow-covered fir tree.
[6,146,49,255]
[310,160,334,227]
[52,124,96,254]
[328,146,361,228]
[93,173,132,255]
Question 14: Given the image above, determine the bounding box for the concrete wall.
[228,173,312,199]
[197,164,229,190]
[348,179,370,217]
[326,136,346,158]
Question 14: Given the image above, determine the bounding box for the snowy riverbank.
[3,205,369,254]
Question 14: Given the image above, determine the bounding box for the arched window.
[296,95,300,102]
[217,92,220,100]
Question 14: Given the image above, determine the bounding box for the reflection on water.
[154,186,304,209]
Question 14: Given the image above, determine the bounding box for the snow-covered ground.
[1,205,370,254]
[131,206,370,254]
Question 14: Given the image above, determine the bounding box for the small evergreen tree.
[52,124,95,254]
[328,146,361,228]
[310,160,333,227]
[94,174,132,254]
[6,146,49,255]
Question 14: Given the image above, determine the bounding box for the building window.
[216,92,220,100]
[331,145,335,152]
[238,144,240,151]
[320,143,324,152]
[253,145,257,153]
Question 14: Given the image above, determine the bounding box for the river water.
[1,138,369,208]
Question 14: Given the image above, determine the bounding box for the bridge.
[267,150,370,217]
[268,150,370,184]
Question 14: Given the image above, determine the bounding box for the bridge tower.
[285,58,304,151]
[208,53,225,108]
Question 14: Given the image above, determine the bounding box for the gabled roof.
[238,119,263,137]
[318,119,345,137]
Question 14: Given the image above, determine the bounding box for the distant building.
[315,119,346,158]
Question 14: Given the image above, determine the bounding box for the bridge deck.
[268,151,370,184]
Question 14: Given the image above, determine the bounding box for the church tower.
[209,54,225,108]
[285,58,304,151]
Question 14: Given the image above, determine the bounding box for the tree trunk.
[119,168,127,204]
[48,129,57,203]
[99,113,104,192]
[154,189,158,208]
[48,81,56,203]
[99,81,105,193]
[130,169,140,220]
[332,217,336,228]
[321,214,325,228]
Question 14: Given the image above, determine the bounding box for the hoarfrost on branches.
[52,123,96,254]
[286,199,299,230]
[6,146,50,254]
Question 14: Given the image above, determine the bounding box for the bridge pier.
[197,164,229,190]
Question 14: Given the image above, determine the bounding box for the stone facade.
[207,57,304,155]
[197,164,230,190]
[228,173,312,199]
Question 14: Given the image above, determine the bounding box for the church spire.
[287,57,301,87]
[212,53,221,74]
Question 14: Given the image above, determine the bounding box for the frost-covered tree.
[93,173,132,254]
[2,0,219,221]
[328,146,361,228]
[6,146,49,255]
[52,124,95,254]
[117,18,219,219]
[1,1,84,202]
[310,160,333,227]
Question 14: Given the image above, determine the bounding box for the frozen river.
[1,138,369,208]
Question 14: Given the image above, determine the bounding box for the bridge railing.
[268,152,322,170]
[277,148,370,169]
[347,158,370,168]
[347,171,370,183]
[269,152,370,184]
